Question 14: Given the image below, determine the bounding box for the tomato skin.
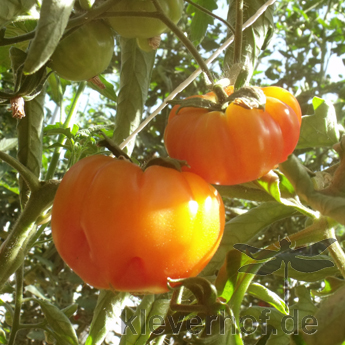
[49,21,114,81]
[164,86,302,185]
[51,155,224,293]
[107,0,184,39]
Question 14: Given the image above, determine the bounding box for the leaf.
[303,284,345,345]
[248,282,288,315]
[203,202,296,276]
[0,21,36,72]
[215,249,245,302]
[0,0,37,27]
[297,97,340,149]
[279,155,345,225]
[46,71,63,105]
[113,37,155,156]
[119,294,155,345]
[86,290,128,345]
[256,171,319,218]
[224,0,274,82]
[87,75,118,103]
[35,299,79,345]
[23,0,75,74]
[189,0,218,44]
[0,327,7,344]
[0,138,17,151]
[311,276,345,297]
[25,285,49,300]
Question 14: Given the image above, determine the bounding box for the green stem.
[8,265,24,345]
[0,151,40,192]
[0,181,59,290]
[45,81,86,180]
[184,0,235,34]
[234,0,243,64]
[151,0,214,84]
[326,226,345,279]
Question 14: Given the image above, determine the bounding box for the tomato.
[107,0,184,39]
[51,155,225,294]
[49,21,114,81]
[164,86,302,185]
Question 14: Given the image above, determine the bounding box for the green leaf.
[215,249,245,302]
[0,21,36,72]
[0,0,36,27]
[119,294,155,345]
[113,37,155,156]
[189,0,218,44]
[279,155,345,225]
[25,285,49,300]
[303,284,345,345]
[248,282,288,315]
[256,171,319,218]
[0,138,17,151]
[87,75,118,103]
[44,123,75,140]
[86,290,128,345]
[23,0,75,74]
[224,0,274,82]
[297,97,340,149]
[0,327,7,344]
[46,71,63,105]
[35,299,79,345]
[311,276,345,297]
[204,202,296,276]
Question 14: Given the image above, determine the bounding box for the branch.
[8,265,24,345]
[0,151,40,192]
[119,0,277,150]
[0,180,59,290]
[184,0,235,34]
[151,0,214,84]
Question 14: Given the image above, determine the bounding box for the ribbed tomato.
[107,0,184,39]
[51,155,224,294]
[164,86,302,185]
[49,20,114,81]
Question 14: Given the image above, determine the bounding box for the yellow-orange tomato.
[164,86,302,185]
[51,155,225,294]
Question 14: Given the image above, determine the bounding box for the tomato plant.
[51,155,225,294]
[49,20,114,81]
[164,86,302,185]
[107,0,184,39]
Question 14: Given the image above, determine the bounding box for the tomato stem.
[234,0,243,64]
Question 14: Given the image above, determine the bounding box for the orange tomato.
[164,86,302,185]
[51,155,225,294]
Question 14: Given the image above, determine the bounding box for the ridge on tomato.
[49,20,114,81]
[107,0,184,39]
[51,155,225,294]
[164,85,302,186]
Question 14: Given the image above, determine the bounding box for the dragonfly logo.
[234,237,336,305]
